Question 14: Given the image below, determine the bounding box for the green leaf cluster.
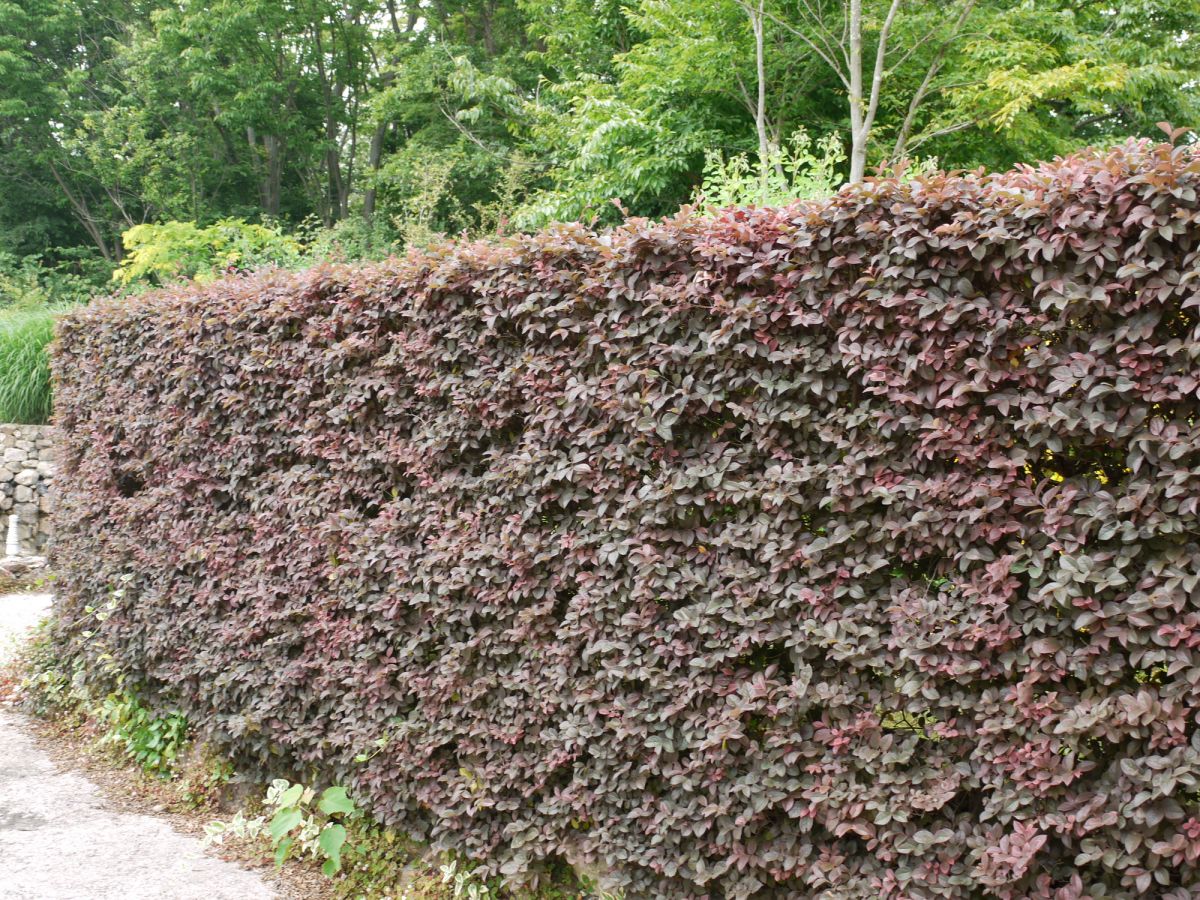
[112,220,303,288]
[98,692,189,776]
[262,780,358,877]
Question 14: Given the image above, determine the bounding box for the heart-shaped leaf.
[318,785,356,816]
[273,836,294,868]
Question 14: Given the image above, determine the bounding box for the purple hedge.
[51,139,1200,897]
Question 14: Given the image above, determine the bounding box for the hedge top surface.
[52,139,1200,898]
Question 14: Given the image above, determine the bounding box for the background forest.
[0,0,1197,300]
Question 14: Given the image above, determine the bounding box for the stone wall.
[0,425,55,554]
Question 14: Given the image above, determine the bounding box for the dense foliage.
[52,139,1200,897]
[0,306,65,424]
[110,220,304,288]
[0,252,101,424]
[1,0,1196,285]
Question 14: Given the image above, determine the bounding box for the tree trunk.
[362,122,387,226]
[325,146,344,224]
[847,0,867,183]
[246,126,284,217]
[481,0,498,56]
[751,0,770,189]
[341,111,356,221]
[313,21,346,224]
[847,0,903,183]
[264,134,283,218]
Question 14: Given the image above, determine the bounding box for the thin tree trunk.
[313,21,345,224]
[364,2,414,226]
[753,0,770,188]
[384,0,403,36]
[768,0,973,181]
[482,0,498,56]
[847,0,867,182]
[848,0,903,182]
[264,134,283,217]
[342,107,356,220]
[362,122,387,226]
[325,144,344,223]
[247,125,284,217]
[738,0,772,190]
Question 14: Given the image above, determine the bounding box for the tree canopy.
[0,0,1195,283]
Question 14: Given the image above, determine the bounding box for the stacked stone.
[0,424,56,554]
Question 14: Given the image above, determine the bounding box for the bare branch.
[437,103,513,163]
[766,7,850,89]
[797,0,853,73]
[904,117,977,154]
[890,0,977,162]
[732,70,757,121]
[47,160,112,260]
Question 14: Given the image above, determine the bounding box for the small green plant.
[15,619,82,716]
[181,753,235,808]
[75,572,131,683]
[696,128,845,209]
[205,779,358,877]
[380,146,467,249]
[333,823,435,899]
[296,215,397,263]
[20,578,188,776]
[97,691,189,775]
[0,251,101,308]
[17,575,132,715]
[438,858,499,899]
[80,572,189,776]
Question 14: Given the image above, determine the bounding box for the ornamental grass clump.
[50,138,1200,898]
[0,305,62,423]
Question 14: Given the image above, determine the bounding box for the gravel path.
[0,593,278,899]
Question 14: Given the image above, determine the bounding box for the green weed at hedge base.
[19,613,610,898]
[14,618,82,718]
[15,598,189,778]
[203,780,611,900]
[0,306,63,424]
[97,692,189,777]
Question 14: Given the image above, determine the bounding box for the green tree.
[1,0,1195,281]
[0,0,144,261]
[917,0,1200,169]
[125,0,377,222]
[361,0,537,240]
